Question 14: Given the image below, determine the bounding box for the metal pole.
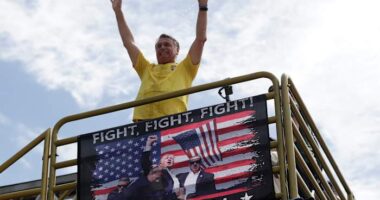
[281,74,298,198]
[41,129,51,200]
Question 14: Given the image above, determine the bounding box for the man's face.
[155,37,178,64]
[160,154,175,168]
[189,159,201,173]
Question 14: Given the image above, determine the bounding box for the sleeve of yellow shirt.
[181,54,200,81]
[134,53,150,80]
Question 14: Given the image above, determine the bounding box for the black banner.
[78,95,275,200]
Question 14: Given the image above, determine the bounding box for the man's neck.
[191,170,200,175]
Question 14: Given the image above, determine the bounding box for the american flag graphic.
[90,133,160,200]
[161,110,261,191]
[172,119,222,167]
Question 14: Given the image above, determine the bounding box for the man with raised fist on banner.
[111,0,208,121]
[142,135,181,200]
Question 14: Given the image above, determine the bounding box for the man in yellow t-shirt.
[111,0,208,121]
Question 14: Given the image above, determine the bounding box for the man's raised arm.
[111,0,140,68]
[188,0,208,65]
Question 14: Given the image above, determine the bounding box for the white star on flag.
[240,192,253,200]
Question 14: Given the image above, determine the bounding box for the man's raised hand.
[146,135,158,147]
[111,0,122,12]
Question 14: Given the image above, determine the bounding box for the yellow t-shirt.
[133,53,199,120]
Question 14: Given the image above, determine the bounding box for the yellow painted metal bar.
[58,189,73,200]
[48,71,285,199]
[270,141,278,149]
[292,122,337,200]
[272,166,280,173]
[272,84,288,199]
[280,74,298,198]
[294,148,327,200]
[53,182,77,192]
[290,99,346,200]
[268,116,277,124]
[49,132,58,199]
[56,136,78,146]
[40,128,51,200]
[266,91,275,99]
[54,159,77,169]
[288,78,353,197]
[0,188,41,200]
[348,193,356,200]
[297,171,313,199]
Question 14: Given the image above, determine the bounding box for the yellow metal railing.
[47,71,288,200]
[0,72,355,200]
[0,129,51,200]
[281,74,355,200]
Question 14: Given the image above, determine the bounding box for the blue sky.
[1,0,380,199]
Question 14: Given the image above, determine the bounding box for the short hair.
[149,164,162,174]
[189,156,201,164]
[158,34,180,50]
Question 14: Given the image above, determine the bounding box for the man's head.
[155,34,180,64]
[147,164,163,182]
[189,156,202,174]
[160,154,175,169]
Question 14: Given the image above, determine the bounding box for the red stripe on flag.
[172,160,190,169]
[200,129,215,163]
[214,171,253,184]
[215,110,255,123]
[92,186,116,195]
[161,149,184,157]
[195,145,211,166]
[161,139,177,147]
[217,124,249,135]
[218,134,255,147]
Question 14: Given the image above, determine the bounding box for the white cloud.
[14,123,44,149]
[0,113,10,125]
[0,0,136,108]
[2,118,46,156]
[19,158,33,169]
